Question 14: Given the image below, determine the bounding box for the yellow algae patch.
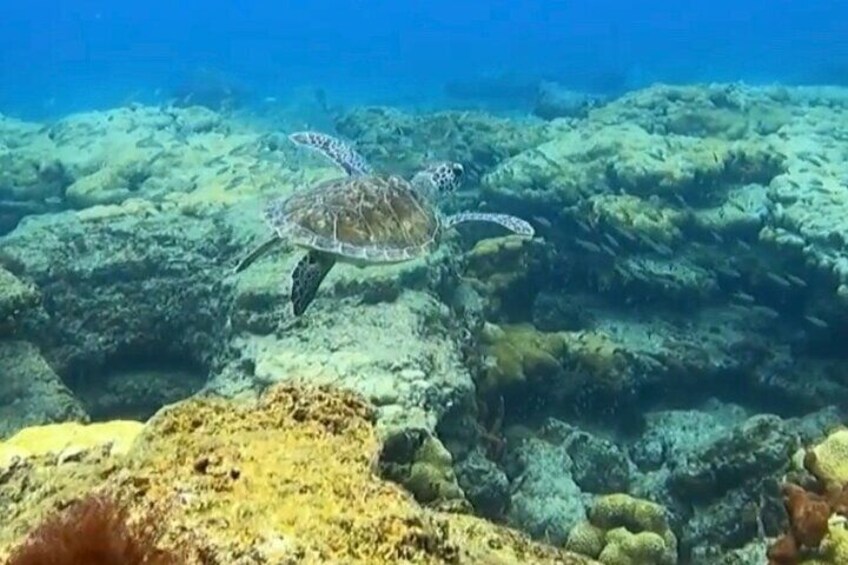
[0,420,144,464]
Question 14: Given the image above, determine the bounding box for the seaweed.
[7,492,187,565]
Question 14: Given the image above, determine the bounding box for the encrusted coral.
[805,429,848,487]
[588,194,683,246]
[380,431,468,508]
[480,323,632,396]
[767,481,848,564]
[769,428,848,564]
[480,323,568,394]
[566,493,677,565]
[1,383,595,564]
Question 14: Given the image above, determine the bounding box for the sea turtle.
[234,131,535,316]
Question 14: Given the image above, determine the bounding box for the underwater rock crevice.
[69,352,208,422]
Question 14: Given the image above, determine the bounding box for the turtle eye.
[452,164,464,177]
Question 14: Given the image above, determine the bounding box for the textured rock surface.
[0,266,38,335]
[504,434,590,545]
[0,341,87,438]
[3,84,848,561]
[0,383,597,564]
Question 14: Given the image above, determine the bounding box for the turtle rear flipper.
[289,131,372,177]
[290,250,336,316]
[234,235,280,273]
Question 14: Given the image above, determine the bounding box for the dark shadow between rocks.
[72,352,207,421]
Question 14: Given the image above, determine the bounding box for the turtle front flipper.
[234,235,280,273]
[444,212,535,237]
[290,250,336,316]
[288,131,372,177]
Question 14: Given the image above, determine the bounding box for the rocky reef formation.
[0,383,595,564]
[3,82,848,564]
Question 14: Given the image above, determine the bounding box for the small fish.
[765,272,792,289]
[612,225,638,243]
[574,238,602,253]
[709,230,724,244]
[731,291,756,304]
[736,240,752,252]
[641,236,671,255]
[672,193,690,208]
[602,233,621,249]
[804,315,829,329]
[784,273,808,288]
[653,243,673,256]
[751,305,780,319]
[600,244,617,257]
[715,265,742,279]
[532,216,553,229]
[574,218,592,233]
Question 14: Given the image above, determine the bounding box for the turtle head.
[411,162,464,198]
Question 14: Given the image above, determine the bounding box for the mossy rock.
[480,323,568,394]
[0,267,38,334]
[599,528,671,565]
[588,194,683,245]
[590,493,669,535]
[481,323,632,395]
[567,493,678,565]
[407,435,467,506]
[807,428,848,487]
[566,520,606,558]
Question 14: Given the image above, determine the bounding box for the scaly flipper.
[234,235,280,273]
[289,131,372,177]
[444,212,535,237]
[290,250,336,316]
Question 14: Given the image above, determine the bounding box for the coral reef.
[4,82,848,564]
[0,383,596,564]
[334,106,556,185]
[479,323,632,398]
[804,428,848,487]
[566,493,678,565]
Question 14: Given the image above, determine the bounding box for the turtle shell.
[264,174,441,263]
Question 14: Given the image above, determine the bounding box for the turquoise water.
[2,0,847,117]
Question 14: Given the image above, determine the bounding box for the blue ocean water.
[2,0,847,118]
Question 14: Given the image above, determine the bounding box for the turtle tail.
[290,251,336,316]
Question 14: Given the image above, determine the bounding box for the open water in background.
[1,0,847,118]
